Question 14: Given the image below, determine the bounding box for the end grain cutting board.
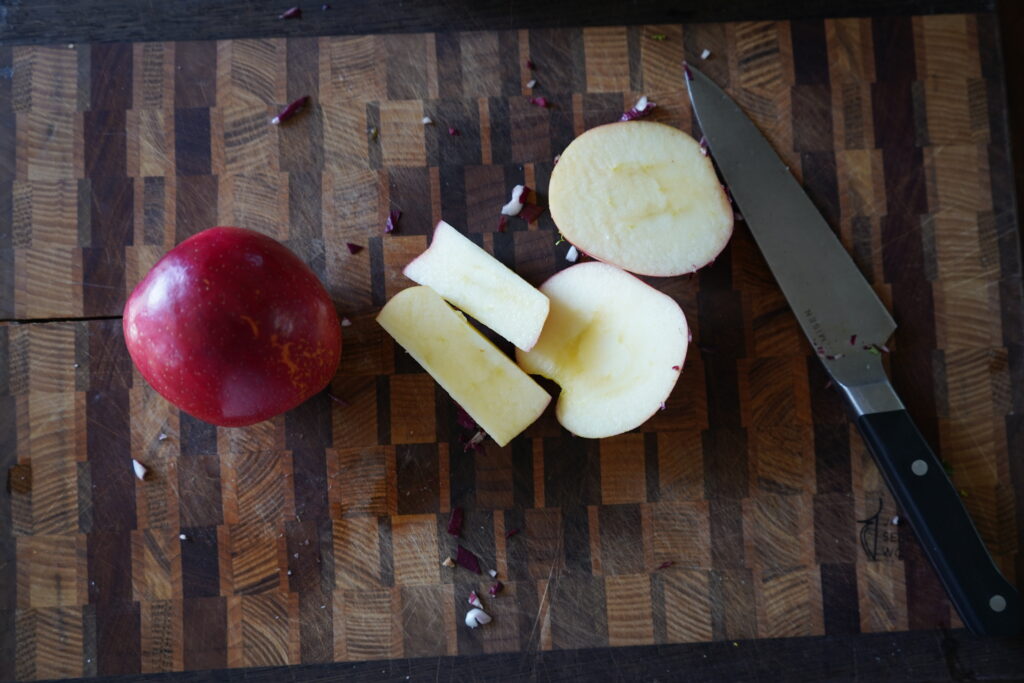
[1,13,1022,679]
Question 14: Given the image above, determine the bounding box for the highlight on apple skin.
[516,261,689,439]
[122,226,342,427]
[548,120,734,277]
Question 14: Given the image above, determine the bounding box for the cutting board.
[2,14,1021,679]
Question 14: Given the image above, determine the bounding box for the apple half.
[515,262,688,439]
[403,221,550,351]
[377,285,551,447]
[548,120,733,277]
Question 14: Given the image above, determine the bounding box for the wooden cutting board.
[2,14,1021,679]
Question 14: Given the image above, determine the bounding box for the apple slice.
[548,120,733,277]
[515,262,688,439]
[377,286,551,447]
[403,221,550,351]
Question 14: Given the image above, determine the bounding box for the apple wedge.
[377,286,551,447]
[548,120,733,277]
[515,262,688,439]
[403,221,550,351]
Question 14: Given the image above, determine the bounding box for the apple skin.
[123,227,342,427]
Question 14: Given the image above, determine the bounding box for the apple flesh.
[548,120,733,277]
[516,262,688,439]
[403,221,550,351]
[377,286,551,447]
[123,227,342,427]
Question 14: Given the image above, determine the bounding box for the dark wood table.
[2,1,1024,681]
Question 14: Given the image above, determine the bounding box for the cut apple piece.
[516,262,688,439]
[403,221,550,351]
[377,286,551,447]
[548,120,733,277]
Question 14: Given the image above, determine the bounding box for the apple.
[515,262,688,438]
[376,285,550,447]
[548,120,733,277]
[123,227,342,427]
[403,220,550,351]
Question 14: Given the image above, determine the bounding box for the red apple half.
[123,227,342,427]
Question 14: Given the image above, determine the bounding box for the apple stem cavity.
[272,95,310,124]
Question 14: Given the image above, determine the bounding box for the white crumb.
[501,185,527,216]
[132,459,148,481]
[465,608,492,628]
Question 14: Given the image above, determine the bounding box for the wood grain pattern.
[1,13,1021,678]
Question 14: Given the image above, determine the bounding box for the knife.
[685,64,1021,636]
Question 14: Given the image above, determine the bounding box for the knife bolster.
[838,378,904,416]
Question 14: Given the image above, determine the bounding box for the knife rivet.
[911,459,928,476]
[990,595,1007,612]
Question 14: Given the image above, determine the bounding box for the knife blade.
[685,64,1021,636]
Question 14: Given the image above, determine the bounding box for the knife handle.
[857,409,1021,635]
